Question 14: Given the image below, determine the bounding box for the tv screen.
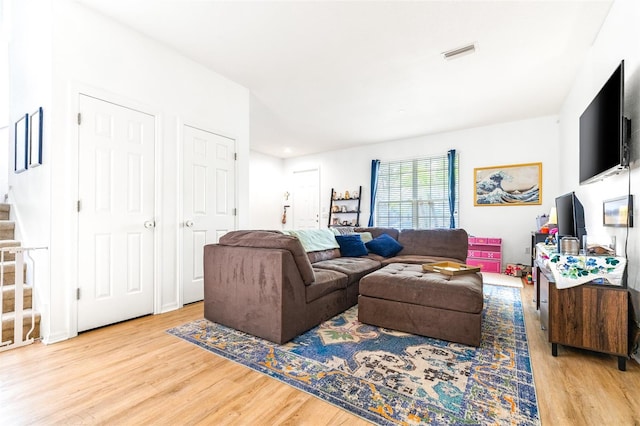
[555,192,587,248]
[579,61,628,185]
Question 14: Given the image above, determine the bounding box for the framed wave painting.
[474,162,542,206]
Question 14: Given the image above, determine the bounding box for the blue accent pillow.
[365,233,403,257]
[335,234,368,257]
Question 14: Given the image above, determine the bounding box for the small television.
[579,60,630,185]
[555,192,587,249]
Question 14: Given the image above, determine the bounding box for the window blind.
[375,153,459,229]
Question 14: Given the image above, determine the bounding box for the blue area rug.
[168,284,539,425]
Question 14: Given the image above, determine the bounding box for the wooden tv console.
[536,265,629,371]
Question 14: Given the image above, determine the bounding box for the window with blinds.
[375,153,459,229]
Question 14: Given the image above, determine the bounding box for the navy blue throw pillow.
[365,233,403,257]
[335,234,368,257]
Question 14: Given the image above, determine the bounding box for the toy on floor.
[504,264,523,277]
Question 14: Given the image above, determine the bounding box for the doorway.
[292,169,320,229]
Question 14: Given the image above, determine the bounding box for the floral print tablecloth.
[535,243,626,289]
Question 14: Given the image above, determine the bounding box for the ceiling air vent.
[442,43,477,60]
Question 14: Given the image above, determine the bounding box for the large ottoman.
[358,263,484,346]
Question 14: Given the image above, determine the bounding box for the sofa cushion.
[382,255,464,266]
[355,231,373,243]
[306,269,348,303]
[335,234,368,257]
[365,234,403,257]
[397,229,468,263]
[359,263,483,314]
[285,229,339,252]
[219,230,315,285]
[307,248,341,264]
[313,257,382,285]
[365,253,387,263]
[355,227,400,241]
[330,226,356,235]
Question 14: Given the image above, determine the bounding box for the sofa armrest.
[219,230,315,284]
[204,244,308,343]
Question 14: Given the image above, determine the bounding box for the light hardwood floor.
[1,284,639,425]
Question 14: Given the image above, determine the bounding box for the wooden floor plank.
[1,285,638,425]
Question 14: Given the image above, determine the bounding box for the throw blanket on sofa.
[284,229,339,252]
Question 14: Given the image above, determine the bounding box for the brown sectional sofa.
[203,227,481,345]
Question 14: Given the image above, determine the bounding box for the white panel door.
[183,125,236,304]
[77,95,155,332]
[292,169,320,229]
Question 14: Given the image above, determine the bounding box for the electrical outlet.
[525,247,530,254]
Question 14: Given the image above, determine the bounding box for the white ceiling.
[76,0,613,158]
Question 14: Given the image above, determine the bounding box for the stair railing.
[0,246,48,352]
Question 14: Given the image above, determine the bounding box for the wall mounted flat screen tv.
[579,60,630,185]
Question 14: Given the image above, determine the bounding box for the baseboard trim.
[159,302,180,314]
[41,331,71,345]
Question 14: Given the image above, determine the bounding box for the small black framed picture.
[14,113,28,173]
[603,195,633,227]
[29,107,43,168]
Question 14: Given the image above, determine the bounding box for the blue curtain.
[447,149,456,229]
[368,159,381,226]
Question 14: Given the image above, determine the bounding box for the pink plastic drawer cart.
[467,237,502,273]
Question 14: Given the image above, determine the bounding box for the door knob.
[185,220,194,228]
[144,220,156,229]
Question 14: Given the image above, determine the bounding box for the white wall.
[558,0,640,328]
[283,115,561,266]
[0,126,8,198]
[0,1,8,197]
[7,0,53,339]
[9,0,250,343]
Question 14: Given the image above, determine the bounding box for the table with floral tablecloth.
[535,243,626,289]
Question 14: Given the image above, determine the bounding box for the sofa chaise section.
[358,263,483,346]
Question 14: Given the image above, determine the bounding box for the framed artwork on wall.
[29,107,43,168]
[14,114,28,174]
[603,195,633,227]
[474,162,542,206]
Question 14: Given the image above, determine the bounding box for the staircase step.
[2,285,33,312]
[0,204,9,221]
[0,221,15,240]
[0,240,20,262]
[0,261,27,286]
[1,310,41,342]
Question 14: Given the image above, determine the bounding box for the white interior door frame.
[176,119,239,308]
[67,86,162,338]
